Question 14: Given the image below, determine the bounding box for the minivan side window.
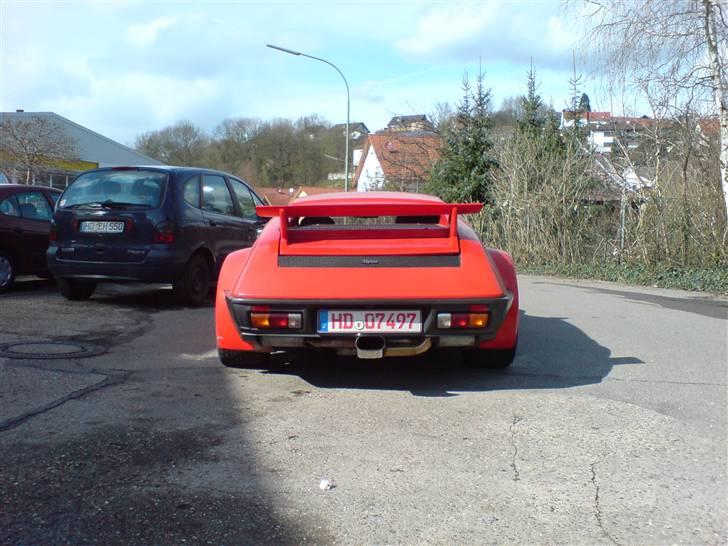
[183,176,201,207]
[251,191,264,207]
[230,179,257,219]
[201,175,235,216]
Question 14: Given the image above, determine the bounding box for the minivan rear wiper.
[63,200,151,210]
[63,202,106,209]
[100,200,151,209]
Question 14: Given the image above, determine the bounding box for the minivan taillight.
[49,220,57,242]
[153,221,175,244]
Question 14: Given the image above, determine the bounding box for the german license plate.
[318,310,421,333]
[80,221,125,233]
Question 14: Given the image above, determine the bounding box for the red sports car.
[215,191,519,368]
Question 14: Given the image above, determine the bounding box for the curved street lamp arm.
[266,44,351,192]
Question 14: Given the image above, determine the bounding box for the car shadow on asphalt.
[87,284,215,311]
[2,279,216,311]
[261,311,643,397]
[2,276,56,294]
[0,283,319,545]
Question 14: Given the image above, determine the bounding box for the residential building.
[560,110,658,154]
[327,122,370,182]
[330,122,370,148]
[386,115,435,133]
[353,132,442,192]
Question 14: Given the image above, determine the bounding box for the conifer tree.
[515,63,563,154]
[578,93,591,112]
[518,62,545,136]
[426,67,498,203]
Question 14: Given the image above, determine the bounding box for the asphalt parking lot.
[1,275,726,545]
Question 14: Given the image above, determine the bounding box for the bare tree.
[0,116,77,184]
[578,0,728,217]
[214,117,263,144]
[135,120,208,166]
[428,102,455,133]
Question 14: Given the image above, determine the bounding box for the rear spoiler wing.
[256,202,484,256]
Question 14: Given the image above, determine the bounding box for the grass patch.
[519,262,728,295]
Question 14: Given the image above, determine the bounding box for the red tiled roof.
[562,110,660,128]
[697,117,720,136]
[257,185,343,205]
[290,185,344,201]
[611,116,658,128]
[587,111,612,122]
[353,133,442,188]
[256,187,295,206]
[562,110,612,122]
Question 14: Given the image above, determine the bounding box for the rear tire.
[218,348,269,369]
[173,254,211,307]
[463,339,518,369]
[0,252,16,294]
[58,278,97,301]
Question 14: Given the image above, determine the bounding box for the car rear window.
[0,195,20,217]
[295,215,442,228]
[59,170,167,209]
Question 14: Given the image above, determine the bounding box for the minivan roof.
[81,166,238,176]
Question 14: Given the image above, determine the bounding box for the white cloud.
[124,16,178,48]
[395,4,500,57]
[40,73,222,144]
[394,3,579,71]
[545,16,578,55]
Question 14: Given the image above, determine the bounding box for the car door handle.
[208,220,218,227]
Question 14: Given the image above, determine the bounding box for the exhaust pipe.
[355,335,385,359]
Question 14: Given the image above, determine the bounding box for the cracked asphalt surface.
[0,276,726,544]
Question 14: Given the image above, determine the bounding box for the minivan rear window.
[59,169,167,209]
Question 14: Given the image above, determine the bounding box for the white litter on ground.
[319,479,335,491]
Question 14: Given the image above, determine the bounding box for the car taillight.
[437,308,489,329]
[250,312,302,329]
[153,221,175,244]
[49,220,57,242]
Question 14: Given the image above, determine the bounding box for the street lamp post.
[267,44,350,192]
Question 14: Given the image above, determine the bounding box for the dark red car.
[0,184,62,293]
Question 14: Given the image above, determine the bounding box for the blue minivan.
[47,166,267,305]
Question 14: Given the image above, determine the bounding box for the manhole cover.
[0,341,106,360]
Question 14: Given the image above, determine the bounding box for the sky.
[0,1,609,147]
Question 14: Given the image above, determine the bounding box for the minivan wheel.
[58,278,97,301]
[0,252,16,294]
[173,254,211,306]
